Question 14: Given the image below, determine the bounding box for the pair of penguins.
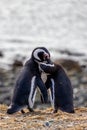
[7,47,74,114]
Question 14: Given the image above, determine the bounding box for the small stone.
[55,59,82,72]
[49,120,54,123]
[74,88,78,94]
[12,60,23,68]
[81,77,87,84]
[0,51,4,57]
[44,121,50,127]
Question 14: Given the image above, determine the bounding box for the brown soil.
[0,105,87,130]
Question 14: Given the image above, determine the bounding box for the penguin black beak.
[43,54,53,64]
[43,54,50,60]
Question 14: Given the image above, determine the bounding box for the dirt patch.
[0,105,87,130]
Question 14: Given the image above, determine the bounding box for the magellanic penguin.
[7,47,50,114]
[39,62,75,113]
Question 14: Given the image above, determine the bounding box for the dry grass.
[0,105,87,130]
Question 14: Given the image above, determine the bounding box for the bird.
[7,47,50,114]
[39,61,75,113]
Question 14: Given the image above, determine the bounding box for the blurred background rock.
[0,0,87,108]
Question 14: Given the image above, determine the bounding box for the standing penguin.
[7,47,50,114]
[39,62,75,113]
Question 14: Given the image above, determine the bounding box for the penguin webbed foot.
[21,109,25,114]
[29,108,34,112]
[21,108,34,114]
[27,106,34,112]
[69,109,75,113]
[53,109,58,113]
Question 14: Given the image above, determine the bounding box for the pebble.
[0,51,4,57]
[44,121,50,127]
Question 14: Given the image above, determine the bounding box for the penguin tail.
[60,107,75,114]
[69,109,75,113]
[7,104,24,114]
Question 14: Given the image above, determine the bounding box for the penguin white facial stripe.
[33,49,49,61]
[33,49,41,61]
[28,76,36,108]
[40,63,54,67]
[50,79,55,108]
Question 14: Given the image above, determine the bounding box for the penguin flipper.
[7,104,26,114]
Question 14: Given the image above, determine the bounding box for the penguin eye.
[38,52,44,61]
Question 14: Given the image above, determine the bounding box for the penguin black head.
[32,47,51,63]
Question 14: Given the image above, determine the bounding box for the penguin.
[7,47,50,114]
[39,61,75,113]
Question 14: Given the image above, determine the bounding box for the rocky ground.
[0,104,87,130]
